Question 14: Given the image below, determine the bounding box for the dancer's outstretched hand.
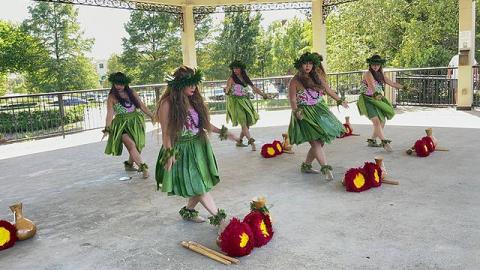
[165,156,176,171]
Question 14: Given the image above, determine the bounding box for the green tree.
[0,20,48,74]
[326,0,459,71]
[121,11,182,84]
[268,18,312,76]
[22,2,99,92]
[8,75,28,94]
[206,10,262,79]
[196,16,223,80]
[0,73,7,96]
[103,53,126,87]
[253,27,273,77]
[0,20,49,95]
[396,0,458,67]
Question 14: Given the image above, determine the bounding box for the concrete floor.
[1,114,480,269]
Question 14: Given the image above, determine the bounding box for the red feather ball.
[414,139,430,157]
[243,211,274,247]
[0,220,17,251]
[272,140,283,155]
[363,162,382,188]
[219,218,255,257]
[261,144,277,158]
[344,168,370,192]
[422,136,436,152]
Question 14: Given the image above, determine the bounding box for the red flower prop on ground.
[243,211,274,247]
[272,140,283,155]
[422,136,436,153]
[344,124,353,136]
[414,139,430,157]
[344,168,369,192]
[339,124,353,138]
[0,220,17,251]
[363,162,382,188]
[219,218,255,257]
[261,144,277,158]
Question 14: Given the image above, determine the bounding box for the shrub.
[0,105,85,133]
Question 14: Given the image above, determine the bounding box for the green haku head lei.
[293,52,323,69]
[229,60,246,70]
[366,55,386,65]
[166,69,203,91]
[108,72,132,85]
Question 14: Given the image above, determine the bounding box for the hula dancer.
[357,55,404,152]
[104,72,155,178]
[225,60,269,151]
[156,66,238,226]
[288,52,348,180]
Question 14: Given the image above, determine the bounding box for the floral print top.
[113,101,136,114]
[360,80,384,96]
[183,108,200,135]
[229,83,250,97]
[296,88,322,106]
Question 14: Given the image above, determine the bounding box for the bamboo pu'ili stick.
[188,241,240,264]
[381,178,399,185]
[181,241,231,265]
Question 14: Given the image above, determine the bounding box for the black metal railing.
[388,67,455,106]
[1,66,477,143]
[0,84,164,142]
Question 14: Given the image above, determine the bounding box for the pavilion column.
[456,0,476,110]
[181,5,197,68]
[312,0,327,70]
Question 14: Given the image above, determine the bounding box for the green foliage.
[104,54,126,87]
[268,18,312,75]
[1,0,473,93]
[22,2,99,92]
[0,73,7,96]
[326,0,459,71]
[25,56,99,92]
[204,11,262,80]
[8,75,28,94]
[0,105,84,133]
[0,20,49,74]
[121,11,182,84]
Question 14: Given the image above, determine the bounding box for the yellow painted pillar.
[181,5,197,68]
[312,0,327,70]
[456,0,476,110]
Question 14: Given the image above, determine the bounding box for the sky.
[1,0,303,60]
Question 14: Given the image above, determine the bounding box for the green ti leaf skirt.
[288,101,345,145]
[356,94,395,123]
[155,134,220,198]
[104,111,145,156]
[226,95,259,127]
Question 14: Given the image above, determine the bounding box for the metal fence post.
[58,93,65,139]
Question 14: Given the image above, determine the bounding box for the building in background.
[95,59,108,84]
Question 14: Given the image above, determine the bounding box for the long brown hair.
[369,66,386,86]
[157,66,210,143]
[294,63,324,91]
[109,85,141,108]
[231,69,254,87]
